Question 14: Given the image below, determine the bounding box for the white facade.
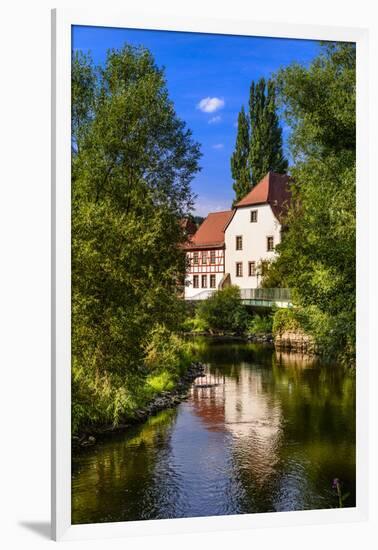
[224,204,281,290]
[185,248,225,299]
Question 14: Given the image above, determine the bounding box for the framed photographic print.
[52,8,369,541]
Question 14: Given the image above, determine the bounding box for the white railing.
[186,287,292,306]
[239,288,291,302]
[188,289,217,301]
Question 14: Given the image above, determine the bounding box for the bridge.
[186,288,292,308]
[239,288,292,308]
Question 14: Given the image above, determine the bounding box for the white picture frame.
[51,8,369,541]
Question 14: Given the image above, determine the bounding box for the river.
[72,338,356,524]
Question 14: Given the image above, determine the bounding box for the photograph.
[70,25,356,525]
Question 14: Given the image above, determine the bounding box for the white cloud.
[212,143,224,150]
[197,97,225,113]
[208,115,222,124]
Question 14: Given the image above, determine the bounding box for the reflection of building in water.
[190,366,282,484]
[190,370,226,429]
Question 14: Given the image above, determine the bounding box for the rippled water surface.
[72,339,355,524]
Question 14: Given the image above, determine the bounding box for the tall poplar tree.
[231,78,288,205]
[231,106,251,204]
[249,78,288,186]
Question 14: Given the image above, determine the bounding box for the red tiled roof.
[235,172,291,220]
[186,210,234,249]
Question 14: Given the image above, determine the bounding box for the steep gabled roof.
[186,210,234,249]
[235,171,291,220]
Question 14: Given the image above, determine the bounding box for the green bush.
[181,315,209,333]
[272,306,355,365]
[196,286,250,334]
[146,371,175,394]
[248,314,273,336]
[72,324,192,433]
[72,358,137,433]
[144,324,191,376]
[272,308,301,336]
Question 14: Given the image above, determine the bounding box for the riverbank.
[72,361,205,451]
[183,331,274,345]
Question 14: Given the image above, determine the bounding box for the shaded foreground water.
[72,338,355,524]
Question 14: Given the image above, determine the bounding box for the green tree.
[249,78,288,186]
[71,46,201,431]
[270,43,356,364]
[231,106,251,204]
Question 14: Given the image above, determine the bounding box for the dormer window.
[250,210,258,223]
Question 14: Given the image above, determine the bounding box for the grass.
[146,371,176,394]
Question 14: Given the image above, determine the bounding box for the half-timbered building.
[184,172,291,300]
[184,210,234,300]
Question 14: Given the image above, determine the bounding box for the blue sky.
[72,26,320,216]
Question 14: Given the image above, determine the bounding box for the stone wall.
[274,330,317,354]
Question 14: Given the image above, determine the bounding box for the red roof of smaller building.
[235,172,291,220]
[186,210,234,249]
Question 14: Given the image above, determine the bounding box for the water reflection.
[72,339,355,523]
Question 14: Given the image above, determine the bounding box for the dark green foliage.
[231,106,251,204]
[273,306,353,362]
[192,215,205,227]
[71,52,96,153]
[71,46,201,432]
[276,43,356,159]
[259,258,286,288]
[196,286,250,335]
[248,313,273,336]
[272,308,303,336]
[269,43,356,365]
[249,78,288,186]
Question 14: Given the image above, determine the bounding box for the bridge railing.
[239,288,291,302]
[185,288,292,303]
[189,289,217,301]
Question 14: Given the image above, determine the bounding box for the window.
[236,235,243,250]
[248,261,256,276]
[201,251,207,265]
[193,275,199,288]
[193,252,198,265]
[210,250,216,264]
[250,210,258,223]
[236,262,243,277]
[267,236,274,251]
[201,275,207,288]
[210,274,216,288]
